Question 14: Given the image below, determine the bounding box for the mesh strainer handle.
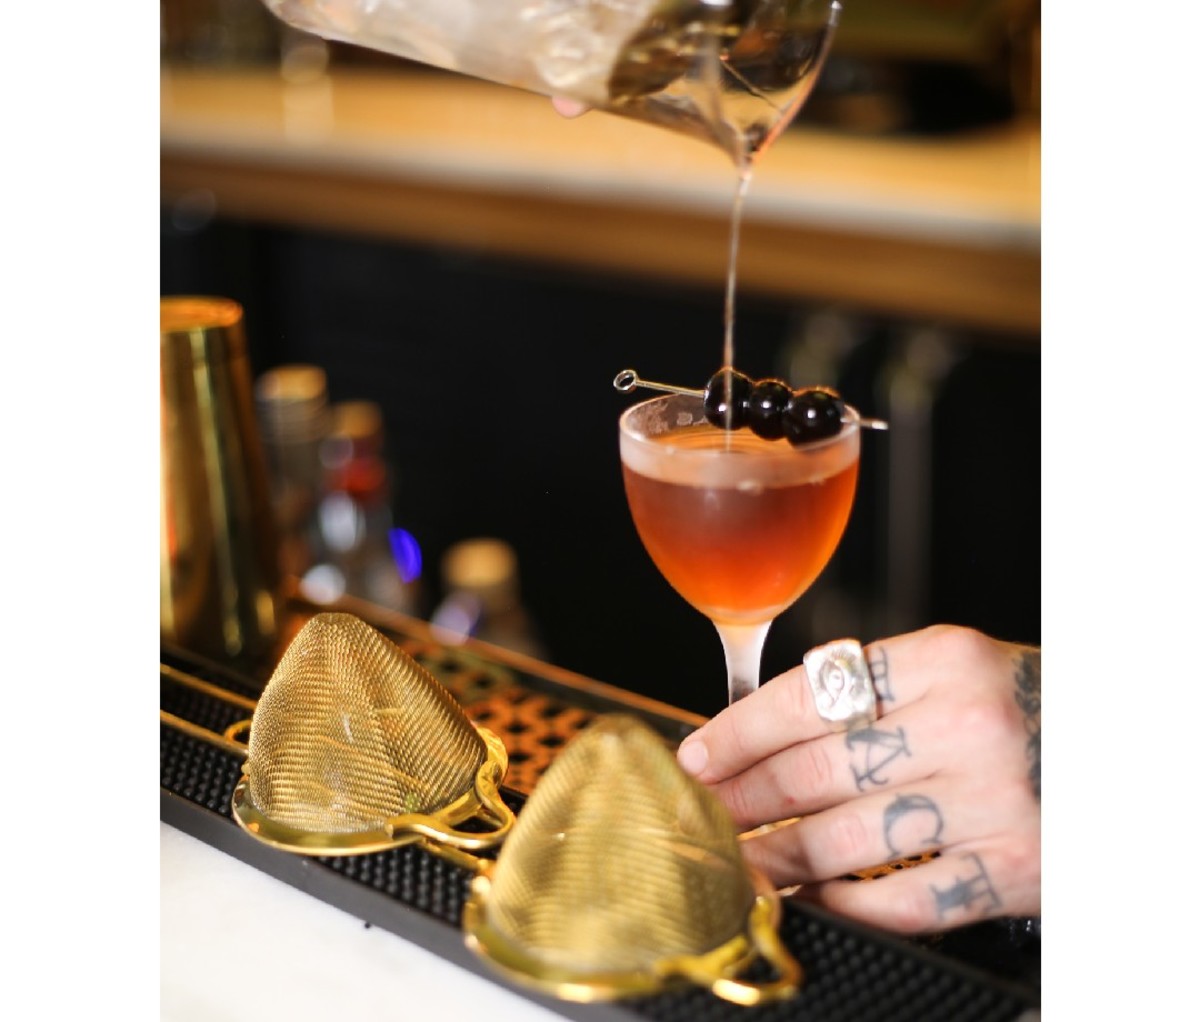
[385,735,515,852]
[684,895,803,1006]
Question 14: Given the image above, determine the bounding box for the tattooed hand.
[676,625,1041,934]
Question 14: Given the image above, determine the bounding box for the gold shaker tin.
[160,296,282,664]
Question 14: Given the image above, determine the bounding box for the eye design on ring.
[803,639,879,731]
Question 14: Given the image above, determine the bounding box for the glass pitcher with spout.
[259,0,841,167]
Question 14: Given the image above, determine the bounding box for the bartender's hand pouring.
[676,625,1041,934]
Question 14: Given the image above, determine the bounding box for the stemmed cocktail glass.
[618,389,863,705]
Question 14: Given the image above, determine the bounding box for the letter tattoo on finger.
[882,793,943,859]
[868,645,894,705]
[931,852,1002,920]
[846,725,912,791]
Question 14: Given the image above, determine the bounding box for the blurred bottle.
[306,400,424,615]
[431,538,544,659]
[254,363,330,579]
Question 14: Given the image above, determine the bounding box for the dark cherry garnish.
[614,366,884,440]
[783,387,846,445]
[703,367,752,430]
[746,378,792,440]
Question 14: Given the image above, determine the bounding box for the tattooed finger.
[710,712,928,829]
[798,840,1039,934]
[738,771,1036,892]
[739,786,950,889]
[678,634,935,785]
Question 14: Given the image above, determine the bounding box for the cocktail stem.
[714,621,773,703]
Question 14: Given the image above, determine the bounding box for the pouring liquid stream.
[721,167,752,442]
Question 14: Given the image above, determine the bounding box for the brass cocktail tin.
[160,296,281,665]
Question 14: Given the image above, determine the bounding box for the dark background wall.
[161,212,1040,718]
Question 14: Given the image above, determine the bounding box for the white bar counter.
[161,822,568,1022]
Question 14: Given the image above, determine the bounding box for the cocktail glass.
[619,392,860,705]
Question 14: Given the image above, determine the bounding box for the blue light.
[388,527,423,584]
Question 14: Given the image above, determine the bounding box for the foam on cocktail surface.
[620,419,860,490]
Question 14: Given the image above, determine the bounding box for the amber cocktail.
[619,392,860,704]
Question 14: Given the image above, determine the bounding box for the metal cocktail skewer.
[613,369,889,430]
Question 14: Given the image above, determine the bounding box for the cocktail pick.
[462,714,801,1005]
[613,368,890,432]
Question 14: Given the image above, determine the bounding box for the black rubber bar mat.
[161,609,1040,1022]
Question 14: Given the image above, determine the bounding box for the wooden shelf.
[160,66,1040,335]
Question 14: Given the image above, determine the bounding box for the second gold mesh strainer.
[231,612,513,858]
[462,714,801,1005]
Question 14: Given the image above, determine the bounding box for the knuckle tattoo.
[882,793,944,859]
[930,852,1002,922]
[845,723,912,791]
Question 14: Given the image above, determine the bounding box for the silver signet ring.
[803,639,878,732]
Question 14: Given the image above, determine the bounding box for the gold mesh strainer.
[230,612,513,859]
[462,714,801,1005]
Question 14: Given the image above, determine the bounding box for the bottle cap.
[255,365,329,444]
[441,538,520,614]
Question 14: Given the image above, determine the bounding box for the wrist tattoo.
[846,725,912,791]
[932,852,1002,920]
[882,793,943,859]
[1013,648,1041,802]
